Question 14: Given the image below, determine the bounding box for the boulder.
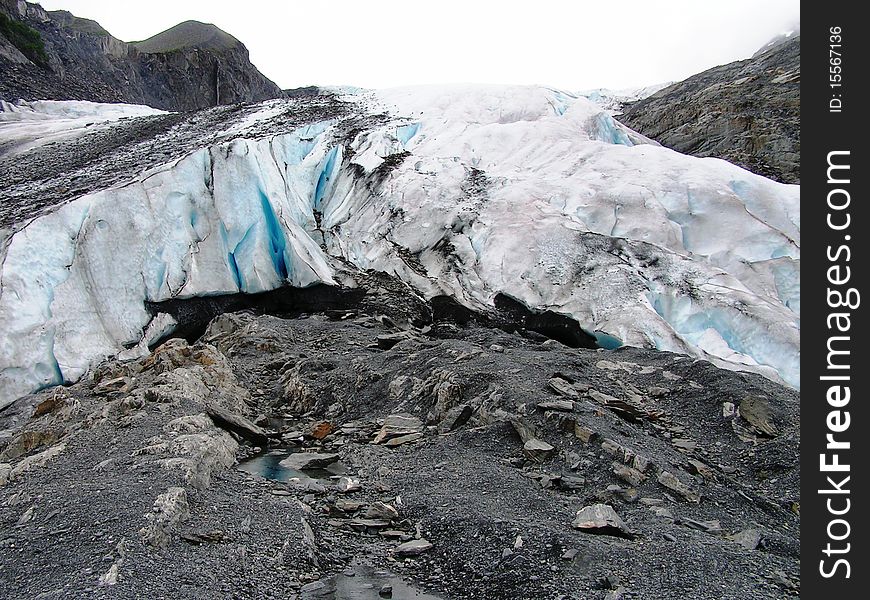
[279,452,339,471]
[572,503,633,538]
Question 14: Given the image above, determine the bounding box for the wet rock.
[279,452,339,471]
[394,538,433,557]
[379,584,393,598]
[657,471,701,503]
[572,504,633,538]
[373,415,423,444]
[523,439,555,463]
[206,406,270,447]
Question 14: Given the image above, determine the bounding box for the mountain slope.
[0,87,800,410]
[133,20,240,53]
[0,1,282,110]
[618,36,800,184]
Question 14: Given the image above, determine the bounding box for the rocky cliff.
[0,0,283,110]
[618,36,800,184]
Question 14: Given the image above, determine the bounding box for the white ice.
[0,99,167,156]
[0,86,800,409]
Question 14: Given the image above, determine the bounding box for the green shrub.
[0,11,49,67]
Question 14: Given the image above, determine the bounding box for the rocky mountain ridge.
[618,36,800,184]
[0,0,283,110]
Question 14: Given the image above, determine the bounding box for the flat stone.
[379,530,411,540]
[538,399,575,412]
[657,471,701,503]
[612,462,647,487]
[394,538,433,556]
[687,459,715,479]
[334,499,364,512]
[671,438,697,452]
[557,475,586,490]
[574,424,598,443]
[377,333,411,350]
[728,528,762,550]
[523,438,555,462]
[206,406,270,447]
[547,377,579,398]
[384,432,423,447]
[308,421,334,440]
[650,506,674,519]
[373,414,423,444]
[437,404,474,433]
[347,519,391,529]
[279,452,339,471]
[739,396,778,436]
[682,518,722,533]
[572,503,633,538]
[336,477,361,493]
[364,501,399,521]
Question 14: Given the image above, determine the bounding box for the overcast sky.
[36,0,800,91]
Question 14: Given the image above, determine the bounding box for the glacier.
[0,87,800,409]
[0,99,167,156]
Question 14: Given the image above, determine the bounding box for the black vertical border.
[802,3,868,597]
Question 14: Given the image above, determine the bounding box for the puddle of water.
[300,563,443,600]
[237,449,347,484]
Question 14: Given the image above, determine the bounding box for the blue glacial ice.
[0,87,801,409]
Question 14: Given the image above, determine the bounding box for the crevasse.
[0,87,801,409]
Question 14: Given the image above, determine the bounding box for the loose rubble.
[0,281,800,599]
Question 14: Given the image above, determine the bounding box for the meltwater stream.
[237,449,347,483]
[299,562,443,600]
